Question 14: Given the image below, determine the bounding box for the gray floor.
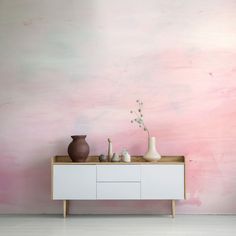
[0,215,236,236]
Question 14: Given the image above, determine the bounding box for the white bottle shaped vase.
[143,137,161,162]
[108,138,112,162]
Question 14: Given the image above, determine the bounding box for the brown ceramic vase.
[68,135,90,162]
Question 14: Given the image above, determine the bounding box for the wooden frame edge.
[51,157,55,200]
[184,156,186,200]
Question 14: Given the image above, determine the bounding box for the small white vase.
[121,149,131,163]
[143,137,161,162]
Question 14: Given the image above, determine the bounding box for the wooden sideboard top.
[52,155,185,165]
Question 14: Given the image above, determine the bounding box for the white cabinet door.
[53,165,96,200]
[97,182,140,200]
[141,165,184,200]
[97,165,140,182]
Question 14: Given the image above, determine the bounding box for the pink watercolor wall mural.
[0,0,236,214]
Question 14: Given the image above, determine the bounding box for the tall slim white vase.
[143,137,161,162]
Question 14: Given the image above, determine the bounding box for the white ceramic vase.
[143,137,161,162]
[121,149,131,163]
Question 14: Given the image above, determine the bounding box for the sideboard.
[51,156,186,218]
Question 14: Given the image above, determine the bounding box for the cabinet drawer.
[97,182,140,199]
[97,165,141,182]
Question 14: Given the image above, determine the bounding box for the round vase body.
[68,135,90,162]
[143,137,161,162]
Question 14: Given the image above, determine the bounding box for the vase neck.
[148,137,156,149]
[71,135,86,140]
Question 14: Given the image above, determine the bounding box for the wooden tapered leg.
[171,200,175,218]
[63,200,67,218]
